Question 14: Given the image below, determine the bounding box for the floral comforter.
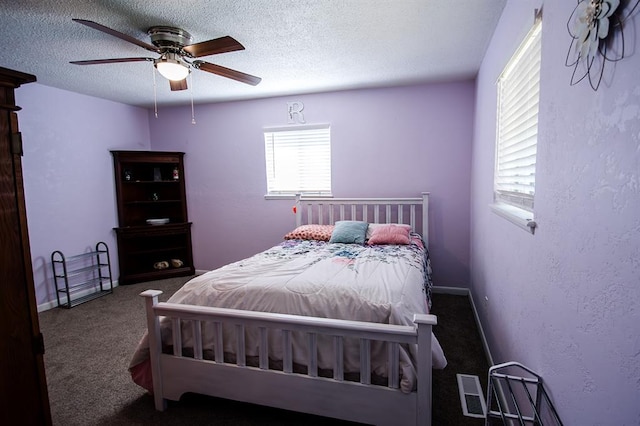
[130,234,447,393]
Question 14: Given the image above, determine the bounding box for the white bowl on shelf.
[146,218,169,225]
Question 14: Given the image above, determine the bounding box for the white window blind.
[264,125,331,195]
[495,19,542,212]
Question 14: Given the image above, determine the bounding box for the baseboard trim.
[432,286,469,295]
[38,299,58,313]
[467,289,494,367]
[37,280,120,313]
[432,285,494,367]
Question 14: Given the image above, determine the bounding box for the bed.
[130,193,447,425]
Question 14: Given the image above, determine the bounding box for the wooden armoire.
[0,67,52,424]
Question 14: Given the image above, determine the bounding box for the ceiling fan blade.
[183,36,245,57]
[195,61,261,86]
[70,58,153,65]
[170,79,188,91]
[73,19,160,53]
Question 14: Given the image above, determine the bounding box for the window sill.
[264,193,334,200]
[264,194,296,200]
[490,203,536,234]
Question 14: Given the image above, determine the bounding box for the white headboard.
[295,192,430,248]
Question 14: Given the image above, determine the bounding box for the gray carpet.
[38,277,489,425]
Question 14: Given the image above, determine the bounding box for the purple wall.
[17,80,474,306]
[148,83,475,288]
[471,1,640,423]
[16,83,151,307]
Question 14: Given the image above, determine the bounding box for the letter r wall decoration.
[287,101,305,124]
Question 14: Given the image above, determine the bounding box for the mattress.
[130,233,447,393]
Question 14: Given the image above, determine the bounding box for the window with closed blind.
[492,16,542,233]
[264,124,331,196]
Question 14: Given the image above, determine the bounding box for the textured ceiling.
[0,0,506,107]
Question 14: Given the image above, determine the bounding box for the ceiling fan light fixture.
[70,19,261,88]
[154,53,190,81]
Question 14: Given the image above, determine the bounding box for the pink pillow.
[366,223,411,239]
[284,224,335,241]
[367,224,411,245]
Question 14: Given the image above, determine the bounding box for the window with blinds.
[264,125,331,196]
[494,18,542,213]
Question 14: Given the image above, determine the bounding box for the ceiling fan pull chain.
[152,67,159,118]
[190,72,196,125]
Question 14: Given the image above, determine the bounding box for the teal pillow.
[329,221,368,244]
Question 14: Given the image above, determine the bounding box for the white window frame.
[264,124,332,198]
[492,17,542,234]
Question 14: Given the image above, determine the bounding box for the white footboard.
[141,289,436,426]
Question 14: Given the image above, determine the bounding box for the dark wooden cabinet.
[0,67,52,425]
[112,150,194,284]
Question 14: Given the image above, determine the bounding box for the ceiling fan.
[70,19,261,91]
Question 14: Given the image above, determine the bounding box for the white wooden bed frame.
[140,193,437,425]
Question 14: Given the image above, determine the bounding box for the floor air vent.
[457,374,487,418]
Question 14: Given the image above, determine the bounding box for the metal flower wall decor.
[566,0,639,90]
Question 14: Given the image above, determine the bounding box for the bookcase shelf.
[112,151,194,284]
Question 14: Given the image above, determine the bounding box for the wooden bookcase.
[111,151,194,284]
